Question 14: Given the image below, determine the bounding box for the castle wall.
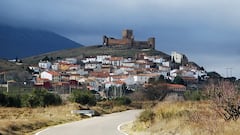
[103,30,155,50]
[122,30,133,39]
[103,36,133,46]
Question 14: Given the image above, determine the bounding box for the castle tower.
[103,35,108,46]
[122,29,133,39]
[148,37,155,49]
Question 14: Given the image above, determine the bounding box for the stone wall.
[103,29,155,50]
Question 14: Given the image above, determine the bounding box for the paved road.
[36,110,142,135]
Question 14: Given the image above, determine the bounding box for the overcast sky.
[0,0,240,78]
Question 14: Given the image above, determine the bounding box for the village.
[27,50,208,99]
[1,30,209,99]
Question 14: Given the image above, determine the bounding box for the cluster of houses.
[29,51,208,98]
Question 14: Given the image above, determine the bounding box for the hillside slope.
[0,25,82,59]
[0,59,22,72]
[23,45,170,64]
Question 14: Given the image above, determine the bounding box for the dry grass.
[0,103,82,135]
[126,101,240,135]
[0,101,133,135]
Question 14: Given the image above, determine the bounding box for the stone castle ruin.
[103,29,155,50]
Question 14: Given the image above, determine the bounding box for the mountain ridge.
[0,24,83,59]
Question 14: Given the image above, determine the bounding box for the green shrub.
[139,109,155,123]
[0,93,7,106]
[7,94,21,107]
[20,93,31,107]
[114,97,131,106]
[184,90,205,101]
[70,90,96,106]
[43,92,62,106]
[0,90,62,107]
[27,90,62,107]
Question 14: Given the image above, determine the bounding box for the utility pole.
[225,68,233,77]
[7,80,15,93]
[7,81,8,93]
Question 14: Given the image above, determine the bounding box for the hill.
[23,45,170,64]
[0,59,23,72]
[0,25,82,59]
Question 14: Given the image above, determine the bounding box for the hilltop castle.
[103,29,155,50]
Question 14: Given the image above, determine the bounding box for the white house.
[38,61,52,69]
[110,57,124,66]
[171,51,183,64]
[123,75,135,86]
[97,55,111,63]
[76,69,88,76]
[153,57,165,64]
[134,73,159,84]
[40,71,61,82]
[162,61,170,67]
[170,69,179,77]
[84,62,102,70]
[51,63,59,71]
[122,62,136,67]
[104,81,125,98]
[28,66,40,73]
[123,57,133,63]
[82,57,97,63]
[159,65,171,72]
[65,58,77,64]
[90,72,110,83]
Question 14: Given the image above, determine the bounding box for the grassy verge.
[125,101,240,135]
[0,100,135,135]
[0,103,82,135]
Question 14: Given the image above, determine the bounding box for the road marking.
[117,120,133,135]
[35,127,50,135]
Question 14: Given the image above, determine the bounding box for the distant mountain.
[0,25,83,59]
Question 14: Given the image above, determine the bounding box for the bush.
[43,92,62,106]
[0,90,62,107]
[113,97,131,106]
[27,90,62,107]
[139,109,155,123]
[0,93,7,106]
[184,90,205,101]
[70,90,96,106]
[206,81,240,121]
[7,94,21,107]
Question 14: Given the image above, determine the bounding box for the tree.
[144,84,168,101]
[114,97,131,106]
[206,81,240,121]
[42,56,50,61]
[70,90,96,106]
[173,76,185,85]
[159,75,165,82]
[148,77,156,84]
[0,93,7,106]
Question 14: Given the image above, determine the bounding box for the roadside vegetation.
[125,80,240,135]
[0,89,62,107]
[0,88,134,135]
[0,103,81,135]
[2,76,240,135]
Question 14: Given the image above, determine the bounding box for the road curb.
[117,120,133,135]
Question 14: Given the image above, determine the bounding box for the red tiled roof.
[47,71,60,76]
[111,75,128,79]
[114,80,125,85]
[90,72,109,78]
[110,57,123,61]
[161,83,186,91]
